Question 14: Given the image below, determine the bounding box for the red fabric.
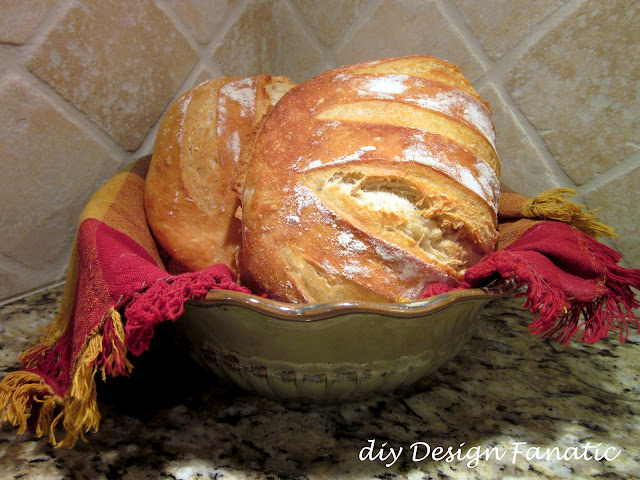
[17,157,251,403]
[21,221,250,399]
[423,221,640,344]
[124,265,250,356]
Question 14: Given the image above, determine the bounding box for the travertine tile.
[0,259,64,302]
[290,0,367,46]
[337,0,484,81]
[0,74,120,271]
[274,0,332,83]
[506,0,640,185]
[451,0,566,60]
[479,84,561,197]
[26,0,198,151]
[164,0,237,45]
[0,0,56,44]
[584,165,640,268]
[213,0,278,77]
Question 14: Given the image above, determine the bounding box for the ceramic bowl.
[176,279,516,404]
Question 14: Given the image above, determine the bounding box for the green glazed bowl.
[176,279,516,404]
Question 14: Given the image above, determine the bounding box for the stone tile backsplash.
[505,0,640,186]
[26,0,199,151]
[1,0,638,301]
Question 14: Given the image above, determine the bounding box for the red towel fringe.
[99,309,134,379]
[124,266,251,357]
[0,307,137,447]
[426,240,640,346]
[522,244,640,346]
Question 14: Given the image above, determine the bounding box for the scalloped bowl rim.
[188,277,518,321]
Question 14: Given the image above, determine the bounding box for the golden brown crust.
[144,75,296,273]
[239,56,500,303]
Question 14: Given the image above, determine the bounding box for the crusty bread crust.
[238,56,500,303]
[144,75,296,273]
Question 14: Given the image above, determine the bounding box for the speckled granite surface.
[0,285,638,479]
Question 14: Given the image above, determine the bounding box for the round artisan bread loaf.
[144,75,296,273]
[237,55,500,303]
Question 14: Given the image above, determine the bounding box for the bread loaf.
[144,75,296,272]
[237,56,500,303]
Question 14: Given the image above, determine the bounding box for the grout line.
[330,0,384,61]
[133,120,160,159]
[468,0,587,193]
[153,0,239,66]
[437,0,495,82]
[439,0,578,191]
[132,0,248,159]
[154,0,203,57]
[17,0,75,59]
[490,0,586,81]
[279,0,324,53]
[276,0,337,80]
[132,58,225,159]
[199,0,251,73]
[577,152,640,197]
[0,250,68,308]
[485,0,588,195]
[4,0,130,163]
[9,66,129,167]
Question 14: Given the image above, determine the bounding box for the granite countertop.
[0,285,638,479]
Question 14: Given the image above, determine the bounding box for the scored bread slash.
[238,55,500,303]
[144,75,296,274]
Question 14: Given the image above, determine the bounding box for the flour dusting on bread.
[397,133,499,211]
[238,55,501,303]
[406,90,496,148]
[303,146,377,171]
[337,231,367,254]
[220,78,257,118]
[144,75,296,273]
[176,91,193,148]
[358,74,410,97]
